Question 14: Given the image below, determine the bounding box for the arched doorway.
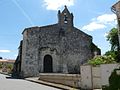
[43,55,53,73]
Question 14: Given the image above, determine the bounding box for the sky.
[0,0,118,59]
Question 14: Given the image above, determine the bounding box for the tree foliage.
[88,28,119,65]
[105,50,119,62]
[106,28,119,51]
[106,27,120,62]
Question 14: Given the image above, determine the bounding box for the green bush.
[6,64,13,73]
[105,51,119,62]
[108,69,120,90]
[0,63,2,69]
[88,55,116,66]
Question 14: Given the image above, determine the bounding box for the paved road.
[0,74,60,90]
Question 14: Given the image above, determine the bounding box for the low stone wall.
[81,64,120,89]
[39,73,81,88]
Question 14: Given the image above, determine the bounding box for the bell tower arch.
[58,6,74,27]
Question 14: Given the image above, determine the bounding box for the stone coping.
[39,73,81,76]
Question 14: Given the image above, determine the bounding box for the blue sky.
[0,0,117,59]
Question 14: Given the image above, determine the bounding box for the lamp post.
[111,1,120,47]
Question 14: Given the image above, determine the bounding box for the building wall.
[20,24,93,77]
[19,7,100,77]
[21,27,40,77]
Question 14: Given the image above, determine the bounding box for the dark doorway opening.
[43,55,53,73]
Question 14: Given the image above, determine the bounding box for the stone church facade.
[13,6,100,77]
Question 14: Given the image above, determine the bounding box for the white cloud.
[82,14,117,31]
[82,22,106,31]
[0,50,11,53]
[43,0,75,10]
[96,14,116,24]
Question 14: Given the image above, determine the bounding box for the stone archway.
[43,55,53,73]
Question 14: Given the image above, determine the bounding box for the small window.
[64,14,68,24]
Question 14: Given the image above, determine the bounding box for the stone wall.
[19,6,100,77]
[80,64,120,89]
[20,24,94,77]
[39,73,81,88]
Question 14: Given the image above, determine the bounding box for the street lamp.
[111,1,120,48]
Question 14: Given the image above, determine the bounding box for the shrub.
[6,64,13,73]
[108,69,120,90]
[0,62,2,69]
[88,55,116,66]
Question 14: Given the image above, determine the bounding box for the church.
[13,6,100,77]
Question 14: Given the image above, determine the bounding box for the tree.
[105,50,119,62]
[106,28,119,51]
[106,28,120,62]
[88,28,119,65]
